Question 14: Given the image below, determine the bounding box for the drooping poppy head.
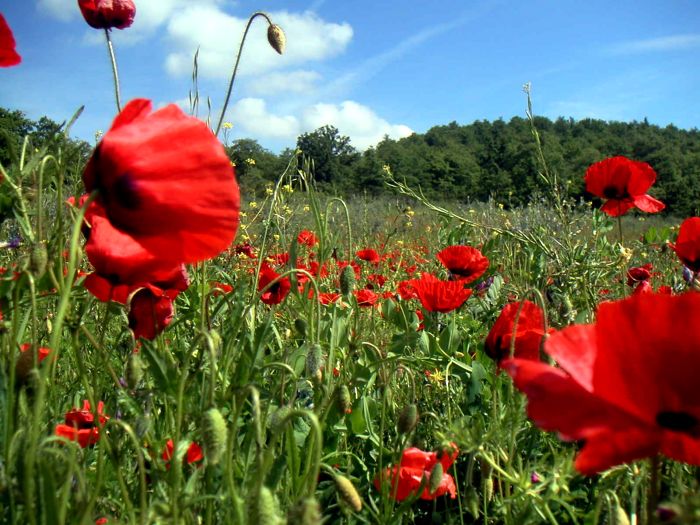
[436,245,489,284]
[0,14,21,67]
[258,264,291,305]
[584,156,665,217]
[626,263,653,287]
[485,301,547,362]
[55,400,109,448]
[83,99,239,284]
[77,0,136,30]
[409,273,472,313]
[504,291,700,475]
[670,217,700,273]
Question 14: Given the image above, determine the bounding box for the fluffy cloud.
[230,98,412,150]
[37,0,75,21]
[165,7,352,79]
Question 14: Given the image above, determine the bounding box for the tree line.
[2,107,699,216]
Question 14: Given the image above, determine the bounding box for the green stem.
[647,456,660,525]
[214,12,273,136]
[104,29,122,112]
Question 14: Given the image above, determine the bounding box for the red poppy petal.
[574,428,661,476]
[600,199,635,217]
[633,194,665,214]
[0,15,21,67]
[660,431,700,466]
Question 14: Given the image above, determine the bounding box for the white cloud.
[37,0,75,21]
[164,7,352,79]
[609,34,700,55]
[231,98,301,140]
[228,98,412,150]
[246,70,321,96]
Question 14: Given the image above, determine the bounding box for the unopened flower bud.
[337,385,352,414]
[29,243,47,278]
[306,344,323,382]
[340,265,355,296]
[267,24,286,54]
[397,404,418,434]
[611,503,631,525]
[335,475,362,512]
[428,463,444,495]
[251,486,284,525]
[287,497,322,525]
[202,408,227,465]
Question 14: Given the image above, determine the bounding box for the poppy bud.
[267,406,291,434]
[337,385,352,414]
[428,463,444,495]
[250,486,284,525]
[267,24,286,54]
[294,318,308,338]
[29,243,47,278]
[464,486,480,518]
[306,344,323,383]
[340,265,356,296]
[611,503,631,525]
[335,474,362,512]
[397,404,418,435]
[287,497,322,525]
[202,408,227,465]
[126,352,144,389]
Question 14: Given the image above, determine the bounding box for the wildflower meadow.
[1,3,700,525]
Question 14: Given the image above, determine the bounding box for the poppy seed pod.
[202,408,227,465]
[335,475,362,512]
[267,24,286,54]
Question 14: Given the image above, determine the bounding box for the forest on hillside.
[2,107,699,216]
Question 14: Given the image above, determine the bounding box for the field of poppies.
[2,4,700,525]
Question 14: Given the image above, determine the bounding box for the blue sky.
[1,0,699,151]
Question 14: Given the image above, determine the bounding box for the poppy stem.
[214,12,274,137]
[103,29,122,113]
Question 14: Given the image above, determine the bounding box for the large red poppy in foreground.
[0,14,21,67]
[670,217,700,273]
[504,292,700,475]
[584,156,665,217]
[83,99,239,284]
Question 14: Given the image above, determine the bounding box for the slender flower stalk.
[104,29,122,112]
[215,12,284,137]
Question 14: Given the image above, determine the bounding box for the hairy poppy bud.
[29,243,47,278]
[267,24,286,54]
[287,497,321,525]
[306,344,323,383]
[464,486,480,518]
[267,406,291,434]
[337,385,352,414]
[250,486,283,525]
[428,463,444,495]
[202,408,227,465]
[397,404,418,434]
[335,475,362,512]
[126,352,144,389]
[340,265,355,296]
[611,504,631,525]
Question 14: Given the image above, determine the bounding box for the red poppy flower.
[78,0,136,30]
[83,99,239,285]
[367,273,387,288]
[374,443,458,501]
[162,439,204,468]
[626,263,653,287]
[308,289,341,305]
[128,285,175,340]
[436,245,489,284]
[584,156,665,217]
[409,273,472,313]
[258,264,291,305]
[234,242,256,258]
[210,281,233,296]
[670,217,700,273]
[504,292,700,475]
[356,249,380,264]
[397,279,418,300]
[84,263,188,304]
[297,229,318,247]
[20,343,51,363]
[55,400,109,448]
[0,14,21,67]
[354,288,379,307]
[485,301,547,362]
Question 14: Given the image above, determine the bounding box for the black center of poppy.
[602,185,624,199]
[656,411,699,435]
[111,174,141,210]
